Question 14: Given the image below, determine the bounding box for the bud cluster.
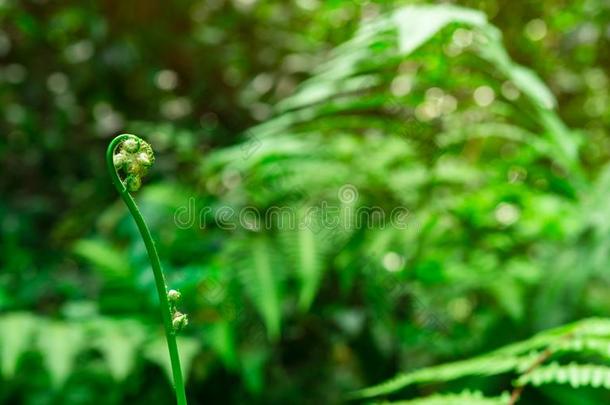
[112,136,155,191]
[168,289,188,333]
[172,311,189,332]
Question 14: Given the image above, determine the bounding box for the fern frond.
[281,209,326,311]
[233,235,283,340]
[351,318,610,400]
[351,355,519,399]
[235,3,579,180]
[516,362,610,389]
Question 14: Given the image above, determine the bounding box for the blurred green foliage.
[2,0,610,404]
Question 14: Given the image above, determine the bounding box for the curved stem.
[106,134,187,405]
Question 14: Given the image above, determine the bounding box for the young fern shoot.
[106,134,188,405]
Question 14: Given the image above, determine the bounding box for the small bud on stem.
[168,289,182,302]
[172,312,189,332]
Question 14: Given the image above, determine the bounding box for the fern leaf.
[239,235,283,340]
[92,318,147,381]
[0,312,38,378]
[351,356,519,399]
[296,223,322,311]
[36,320,86,387]
[516,362,610,389]
[280,208,326,311]
[206,320,238,369]
[352,318,610,399]
[72,239,131,280]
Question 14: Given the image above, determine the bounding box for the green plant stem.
[106,134,187,405]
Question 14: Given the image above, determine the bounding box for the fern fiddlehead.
[106,134,188,405]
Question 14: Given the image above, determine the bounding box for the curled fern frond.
[109,134,155,192]
[106,134,188,405]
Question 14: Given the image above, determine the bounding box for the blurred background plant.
[1,0,610,404]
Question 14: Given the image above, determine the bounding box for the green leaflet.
[475,24,556,110]
[276,74,383,112]
[294,219,322,311]
[391,5,486,54]
[92,318,147,381]
[37,320,86,387]
[72,239,131,280]
[239,348,268,394]
[516,362,610,389]
[0,312,37,378]
[206,321,238,370]
[238,235,283,340]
